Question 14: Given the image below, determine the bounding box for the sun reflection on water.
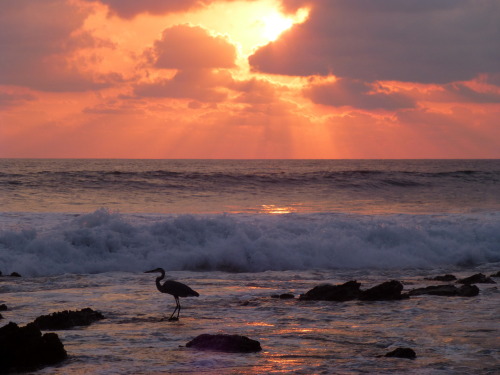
[260,204,297,214]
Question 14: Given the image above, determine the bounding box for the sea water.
[1,159,499,374]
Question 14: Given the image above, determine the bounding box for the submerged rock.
[383,347,416,359]
[0,322,67,373]
[33,308,105,330]
[359,280,407,301]
[299,281,361,301]
[0,304,7,311]
[426,274,457,282]
[271,293,295,299]
[457,273,495,284]
[409,284,479,297]
[186,334,262,353]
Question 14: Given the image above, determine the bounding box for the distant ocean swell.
[1,209,499,277]
[1,169,499,190]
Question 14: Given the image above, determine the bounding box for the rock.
[457,273,495,284]
[409,284,479,297]
[186,334,262,353]
[272,293,295,299]
[0,314,3,320]
[299,281,361,301]
[490,271,500,278]
[457,284,481,297]
[383,347,416,359]
[33,308,105,330]
[359,280,407,301]
[10,272,21,277]
[0,304,7,311]
[0,322,67,373]
[426,274,457,282]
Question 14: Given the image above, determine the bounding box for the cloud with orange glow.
[0,0,499,159]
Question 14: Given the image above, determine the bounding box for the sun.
[259,12,294,42]
[160,1,310,57]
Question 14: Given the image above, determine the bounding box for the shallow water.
[2,269,499,374]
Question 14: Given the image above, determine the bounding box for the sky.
[1,0,499,159]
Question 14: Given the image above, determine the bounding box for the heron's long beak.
[144,269,156,273]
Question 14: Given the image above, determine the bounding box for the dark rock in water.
[271,293,295,299]
[33,308,105,330]
[0,304,7,311]
[457,273,495,284]
[383,347,416,359]
[299,281,361,301]
[489,271,500,278]
[0,322,67,373]
[427,274,457,282]
[10,272,21,277]
[0,314,3,320]
[186,334,262,353]
[457,284,480,297]
[409,284,479,297]
[359,280,407,301]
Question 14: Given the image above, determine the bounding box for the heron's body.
[145,268,199,320]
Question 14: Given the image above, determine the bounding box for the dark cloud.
[0,0,111,92]
[0,91,37,109]
[484,74,500,87]
[149,25,236,69]
[231,78,277,104]
[134,69,233,102]
[88,0,201,18]
[87,0,251,19]
[425,83,500,103]
[250,0,500,83]
[304,78,416,110]
[135,24,238,102]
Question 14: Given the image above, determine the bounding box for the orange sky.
[1,0,499,158]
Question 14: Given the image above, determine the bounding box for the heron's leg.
[177,298,181,319]
[169,299,178,320]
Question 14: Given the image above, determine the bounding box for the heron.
[144,268,199,321]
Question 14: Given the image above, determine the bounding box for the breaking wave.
[1,209,499,277]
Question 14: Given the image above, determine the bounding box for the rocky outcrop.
[299,281,361,301]
[33,308,105,330]
[409,284,479,297]
[300,280,407,302]
[457,273,495,284]
[491,271,500,278]
[186,334,262,353]
[383,347,416,359]
[0,322,67,373]
[271,293,295,299]
[426,274,457,282]
[0,304,7,311]
[359,280,407,301]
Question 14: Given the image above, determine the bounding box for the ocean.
[1,159,499,374]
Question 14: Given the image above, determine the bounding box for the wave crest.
[1,209,499,276]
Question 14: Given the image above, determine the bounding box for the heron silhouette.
[144,268,199,321]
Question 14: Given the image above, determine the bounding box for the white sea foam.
[1,209,499,276]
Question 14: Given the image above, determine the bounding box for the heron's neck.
[155,271,165,291]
